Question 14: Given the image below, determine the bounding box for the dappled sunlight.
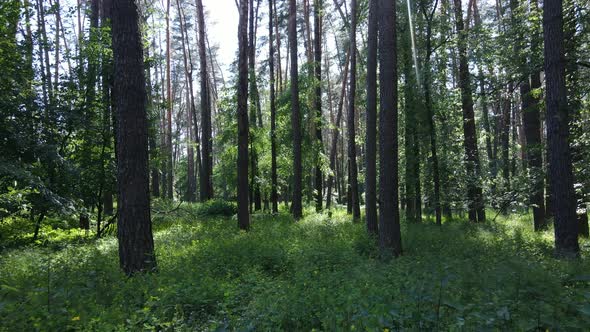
[2,203,589,330]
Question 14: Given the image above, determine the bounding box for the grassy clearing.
[1,203,589,331]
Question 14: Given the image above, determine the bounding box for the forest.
[1,0,590,329]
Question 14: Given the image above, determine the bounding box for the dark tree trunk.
[365,0,378,235]
[403,38,418,224]
[578,208,589,238]
[454,0,485,222]
[517,60,546,229]
[177,2,196,202]
[165,0,174,200]
[313,0,323,212]
[525,69,546,230]
[112,0,157,274]
[273,0,283,92]
[516,0,546,230]
[248,0,262,211]
[196,0,213,201]
[347,0,361,221]
[378,0,402,256]
[237,0,250,230]
[543,0,579,257]
[326,52,349,210]
[289,0,303,219]
[269,0,278,213]
[420,1,442,225]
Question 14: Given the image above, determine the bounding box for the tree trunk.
[112,0,157,274]
[420,2,442,225]
[454,0,485,222]
[365,0,378,235]
[273,0,283,93]
[237,0,251,230]
[165,0,174,200]
[378,0,402,256]
[289,0,303,219]
[313,0,324,212]
[402,23,420,224]
[196,0,213,201]
[347,0,361,221]
[543,0,579,257]
[177,2,197,202]
[326,52,350,210]
[248,0,262,211]
[510,0,546,224]
[269,0,279,213]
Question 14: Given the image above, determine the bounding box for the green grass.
[1,204,589,331]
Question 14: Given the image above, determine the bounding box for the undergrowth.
[1,203,589,331]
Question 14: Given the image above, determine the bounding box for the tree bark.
[365,0,378,235]
[420,1,442,225]
[347,0,361,221]
[543,0,579,257]
[313,0,324,212]
[196,0,213,201]
[289,0,303,219]
[237,0,251,230]
[165,0,174,200]
[453,0,485,222]
[378,0,402,256]
[326,52,350,210]
[248,0,262,211]
[269,0,279,213]
[112,0,157,275]
[177,2,197,202]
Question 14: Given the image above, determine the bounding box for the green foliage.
[192,200,237,217]
[1,208,589,331]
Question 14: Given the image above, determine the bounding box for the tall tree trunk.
[326,52,350,210]
[101,0,115,209]
[420,1,442,225]
[178,2,196,202]
[289,0,303,219]
[269,0,279,213]
[313,0,323,212]
[237,0,251,230]
[23,0,34,82]
[454,0,485,222]
[273,0,283,93]
[112,0,157,275]
[37,0,53,104]
[543,0,579,257]
[248,0,262,211]
[516,0,546,230]
[86,0,99,108]
[365,0,378,235]
[378,0,402,256]
[52,0,60,92]
[165,0,174,200]
[347,0,361,221]
[402,34,418,223]
[196,0,213,201]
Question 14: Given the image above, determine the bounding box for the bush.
[194,199,237,217]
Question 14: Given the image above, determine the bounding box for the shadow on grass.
[1,207,589,331]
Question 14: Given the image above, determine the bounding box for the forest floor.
[1,201,590,331]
